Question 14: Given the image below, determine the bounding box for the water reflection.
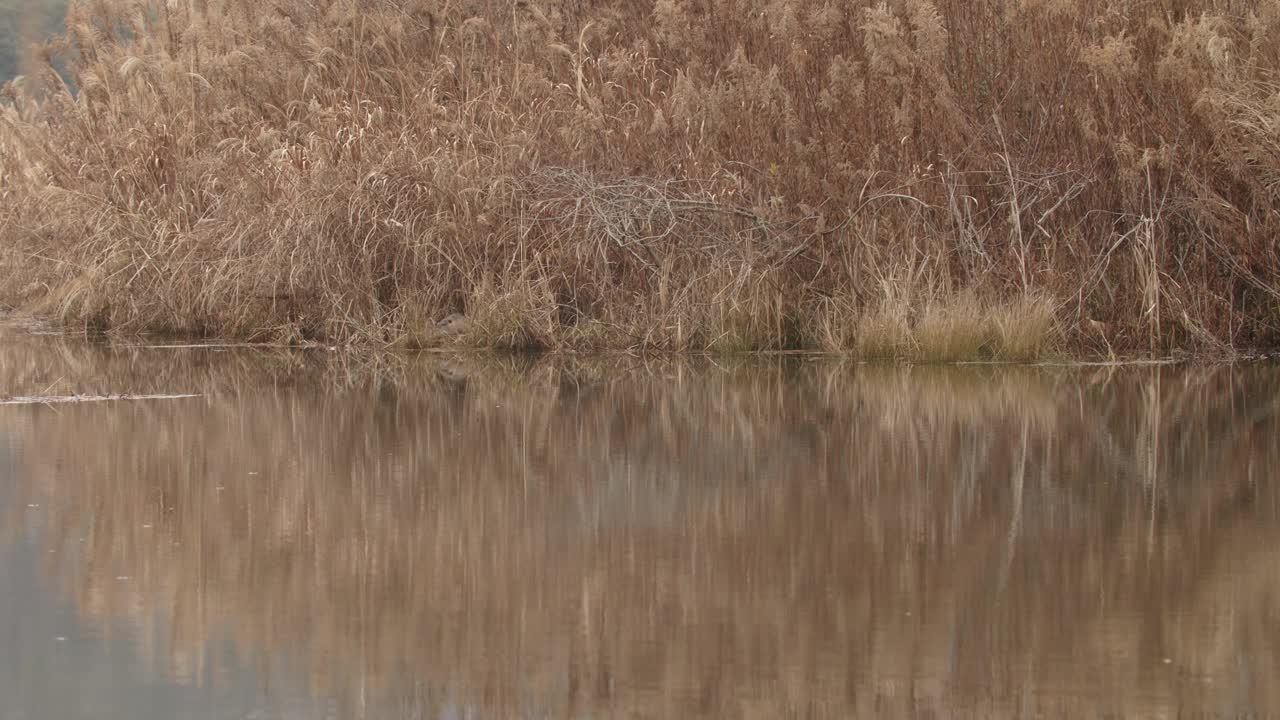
[2,323,1280,718]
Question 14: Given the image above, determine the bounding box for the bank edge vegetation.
[1,0,1279,357]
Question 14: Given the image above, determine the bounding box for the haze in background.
[0,0,67,83]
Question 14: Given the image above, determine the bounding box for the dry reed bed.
[2,0,1280,355]
[4,333,1280,717]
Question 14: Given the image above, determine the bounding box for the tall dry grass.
[2,0,1280,355]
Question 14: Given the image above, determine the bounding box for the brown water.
[1,321,1278,719]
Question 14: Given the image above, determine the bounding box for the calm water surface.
[1,320,1278,718]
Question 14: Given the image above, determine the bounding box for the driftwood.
[0,393,201,406]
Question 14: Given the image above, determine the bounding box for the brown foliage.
[2,0,1279,353]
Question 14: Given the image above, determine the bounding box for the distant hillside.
[0,0,68,83]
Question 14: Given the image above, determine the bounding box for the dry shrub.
[2,0,1280,355]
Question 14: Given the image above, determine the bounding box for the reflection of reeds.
[3,328,1280,717]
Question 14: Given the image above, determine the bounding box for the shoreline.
[2,310,1272,365]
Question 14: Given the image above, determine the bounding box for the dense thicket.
[2,0,1279,355]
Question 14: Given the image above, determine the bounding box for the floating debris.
[132,343,304,349]
[0,393,201,406]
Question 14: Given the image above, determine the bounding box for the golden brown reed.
[4,329,1280,717]
[2,0,1280,355]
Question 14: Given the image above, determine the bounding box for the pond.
[1,319,1278,718]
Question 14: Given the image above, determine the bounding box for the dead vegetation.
[2,0,1280,356]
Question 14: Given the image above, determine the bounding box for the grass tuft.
[915,293,990,363]
[991,294,1058,361]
